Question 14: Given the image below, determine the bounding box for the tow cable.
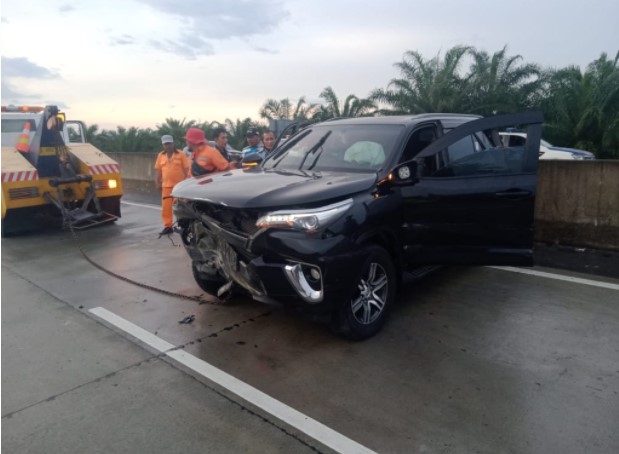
[65,217,222,306]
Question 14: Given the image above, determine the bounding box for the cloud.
[136,0,289,57]
[1,16,8,23]
[253,46,278,54]
[58,4,75,13]
[149,33,215,59]
[0,81,40,105]
[110,34,136,46]
[1,57,60,79]
[1,58,60,104]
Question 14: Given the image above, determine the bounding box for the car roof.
[313,113,482,129]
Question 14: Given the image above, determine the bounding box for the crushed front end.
[174,197,366,314]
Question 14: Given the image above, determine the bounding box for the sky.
[1,0,618,131]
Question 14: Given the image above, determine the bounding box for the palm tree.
[156,118,197,144]
[371,45,471,114]
[316,86,376,120]
[259,97,319,121]
[542,51,619,158]
[96,126,160,153]
[224,118,260,150]
[464,46,543,115]
[84,124,99,143]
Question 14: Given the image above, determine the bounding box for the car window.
[509,135,526,147]
[1,119,36,133]
[343,141,386,167]
[400,125,438,163]
[431,145,526,177]
[264,124,403,172]
[446,135,476,161]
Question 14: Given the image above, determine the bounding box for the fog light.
[108,179,118,189]
[310,268,321,280]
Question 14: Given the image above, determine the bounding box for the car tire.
[331,245,396,341]
[191,261,227,296]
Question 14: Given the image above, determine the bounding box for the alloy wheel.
[351,262,389,325]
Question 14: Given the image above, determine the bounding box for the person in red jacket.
[185,128,236,176]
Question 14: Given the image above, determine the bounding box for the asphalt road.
[2,196,619,454]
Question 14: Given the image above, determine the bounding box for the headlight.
[571,153,585,160]
[256,198,353,232]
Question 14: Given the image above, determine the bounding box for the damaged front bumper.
[177,203,366,313]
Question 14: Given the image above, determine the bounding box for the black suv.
[173,112,543,340]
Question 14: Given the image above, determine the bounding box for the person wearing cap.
[154,135,191,236]
[242,127,264,157]
[185,127,235,177]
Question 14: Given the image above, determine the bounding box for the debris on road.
[178,314,195,324]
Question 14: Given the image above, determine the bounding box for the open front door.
[398,111,543,266]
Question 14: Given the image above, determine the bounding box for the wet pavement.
[2,194,619,454]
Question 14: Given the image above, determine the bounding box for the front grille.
[194,202,261,236]
[9,187,39,200]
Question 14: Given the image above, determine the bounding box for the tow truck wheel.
[191,261,227,296]
[330,245,396,341]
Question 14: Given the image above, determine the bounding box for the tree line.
[85,45,619,159]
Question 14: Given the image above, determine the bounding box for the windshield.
[263,124,403,173]
[541,139,552,147]
[1,119,36,133]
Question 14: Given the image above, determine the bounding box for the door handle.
[494,190,531,198]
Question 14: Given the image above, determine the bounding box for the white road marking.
[121,200,160,210]
[489,266,619,291]
[89,307,379,454]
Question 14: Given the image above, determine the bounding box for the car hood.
[172,168,378,208]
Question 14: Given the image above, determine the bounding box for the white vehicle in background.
[500,131,595,160]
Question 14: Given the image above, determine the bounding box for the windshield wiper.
[298,131,331,171]
[270,130,312,169]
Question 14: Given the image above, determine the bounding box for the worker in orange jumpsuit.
[154,135,191,236]
[184,128,237,176]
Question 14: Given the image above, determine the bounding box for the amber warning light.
[1,105,45,113]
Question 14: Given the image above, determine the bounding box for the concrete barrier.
[535,160,619,251]
[108,152,619,251]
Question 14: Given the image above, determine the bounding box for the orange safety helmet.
[184,128,206,144]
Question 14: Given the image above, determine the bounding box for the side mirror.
[388,161,419,186]
[56,113,66,130]
[375,161,419,196]
[241,152,263,168]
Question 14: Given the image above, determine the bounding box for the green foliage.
[371,46,472,113]
[463,46,543,115]
[222,117,261,150]
[371,45,543,115]
[316,86,377,120]
[155,118,197,148]
[82,46,618,158]
[91,126,160,153]
[542,52,619,158]
[259,97,319,121]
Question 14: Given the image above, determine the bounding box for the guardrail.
[108,153,619,251]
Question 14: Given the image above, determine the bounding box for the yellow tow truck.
[1,105,123,235]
